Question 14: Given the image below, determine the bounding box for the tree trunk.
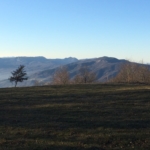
[15,81,17,87]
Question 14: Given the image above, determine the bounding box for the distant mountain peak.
[0,56,129,87]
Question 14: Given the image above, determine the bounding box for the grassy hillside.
[0,84,150,150]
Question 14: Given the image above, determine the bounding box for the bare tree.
[33,80,41,86]
[52,66,70,85]
[112,61,150,84]
[72,74,82,84]
[9,65,28,87]
[112,62,137,83]
[138,65,150,83]
[73,66,97,84]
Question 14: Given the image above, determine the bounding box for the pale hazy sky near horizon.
[0,0,150,62]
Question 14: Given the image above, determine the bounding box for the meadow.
[0,84,150,150]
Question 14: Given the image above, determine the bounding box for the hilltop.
[0,84,150,149]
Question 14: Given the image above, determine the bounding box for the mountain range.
[0,56,127,87]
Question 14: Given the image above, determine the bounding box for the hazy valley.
[0,56,149,87]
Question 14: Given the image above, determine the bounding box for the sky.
[0,0,150,62]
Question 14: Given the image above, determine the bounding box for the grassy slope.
[0,84,150,150]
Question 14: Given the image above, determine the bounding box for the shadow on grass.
[41,146,104,150]
[0,106,150,130]
[0,84,150,149]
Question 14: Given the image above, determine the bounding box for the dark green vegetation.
[0,84,150,150]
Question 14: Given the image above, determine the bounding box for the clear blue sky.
[0,0,150,62]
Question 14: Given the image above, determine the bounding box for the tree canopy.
[9,65,28,87]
